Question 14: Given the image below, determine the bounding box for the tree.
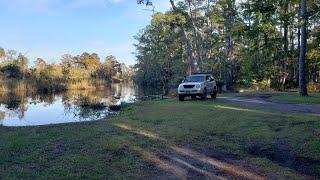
[17,53,28,79]
[222,0,237,90]
[6,49,17,62]
[1,63,22,78]
[138,0,197,75]
[169,0,197,75]
[61,54,75,67]
[74,52,100,71]
[34,58,47,69]
[134,0,320,93]
[299,0,308,96]
[134,11,187,94]
[105,55,121,73]
[94,57,118,81]
[0,47,5,61]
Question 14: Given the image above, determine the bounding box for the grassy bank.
[0,98,319,179]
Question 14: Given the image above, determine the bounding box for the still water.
[0,84,136,127]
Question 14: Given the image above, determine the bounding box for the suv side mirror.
[182,76,186,83]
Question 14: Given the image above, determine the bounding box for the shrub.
[216,80,226,92]
[308,82,320,93]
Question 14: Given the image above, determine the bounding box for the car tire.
[201,89,207,100]
[179,95,185,101]
[211,90,217,99]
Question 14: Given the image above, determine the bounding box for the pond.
[0,83,136,127]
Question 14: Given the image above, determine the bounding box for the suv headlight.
[195,84,201,89]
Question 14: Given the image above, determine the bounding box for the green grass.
[0,99,319,179]
[217,92,238,98]
[271,93,320,104]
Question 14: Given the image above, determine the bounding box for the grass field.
[270,93,320,104]
[0,98,319,179]
[222,91,320,105]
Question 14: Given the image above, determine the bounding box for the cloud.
[107,0,124,3]
[0,0,109,12]
[1,0,170,13]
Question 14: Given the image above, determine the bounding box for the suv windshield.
[184,76,205,82]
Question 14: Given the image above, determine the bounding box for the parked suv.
[178,73,217,101]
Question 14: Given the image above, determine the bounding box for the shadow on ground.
[113,123,316,179]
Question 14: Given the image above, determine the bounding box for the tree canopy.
[135,0,320,94]
[0,48,133,92]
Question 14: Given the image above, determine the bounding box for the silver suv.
[178,73,217,101]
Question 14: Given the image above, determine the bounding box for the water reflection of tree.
[111,83,136,99]
[1,92,22,110]
[0,90,56,119]
[59,84,137,119]
[0,91,28,119]
[30,93,56,105]
[0,83,136,121]
[61,90,111,120]
[0,111,5,125]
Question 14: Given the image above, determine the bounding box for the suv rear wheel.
[201,89,207,100]
[211,90,217,99]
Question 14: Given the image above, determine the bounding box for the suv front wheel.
[179,95,185,101]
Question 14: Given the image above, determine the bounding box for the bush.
[252,79,271,91]
[0,63,22,78]
[308,82,320,93]
[216,80,226,92]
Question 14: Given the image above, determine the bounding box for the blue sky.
[0,0,170,65]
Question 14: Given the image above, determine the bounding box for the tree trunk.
[188,1,201,72]
[169,0,196,75]
[289,6,295,85]
[282,2,288,91]
[296,13,301,85]
[226,0,236,90]
[299,0,308,96]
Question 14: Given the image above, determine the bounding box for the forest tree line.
[0,47,133,93]
[135,0,320,95]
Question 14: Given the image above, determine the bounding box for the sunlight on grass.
[115,122,265,179]
[170,157,223,179]
[214,105,256,112]
[214,105,275,116]
[171,146,265,180]
[131,146,188,178]
[115,123,164,141]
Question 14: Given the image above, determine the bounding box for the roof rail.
[191,72,212,75]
